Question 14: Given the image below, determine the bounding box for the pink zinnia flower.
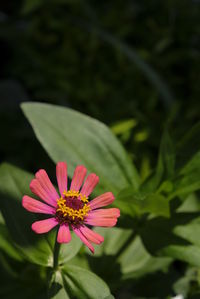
[22,162,120,253]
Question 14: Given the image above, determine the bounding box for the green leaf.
[160,130,175,178]
[116,187,170,218]
[117,235,172,280]
[177,194,200,213]
[139,213,198,254]
[21,0,42,14]
[111,118,138,143]
[169,151,200,199]
[21,102,139,193]
[63,265,112,299]
[162,245,200,267]
[160,217,200,266]
[0,163,55,266]
[142,129,175,192]
[139,212,200,267]
[88,227,172,282]
[173,176,200,199]
[48,270,70,299]
[111,118,137,135]
[59,232,82,264]
[173,219,200,248]
[0,163,33,244]
[176,121,200,169]
[49,266,113,299]
[180,151,200,175]
[0,223,23,261]
[173,267,196,298]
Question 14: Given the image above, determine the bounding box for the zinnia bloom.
[22,162,120,253]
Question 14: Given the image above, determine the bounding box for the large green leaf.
[21,102,139,194]
[0,163,55,266]
[117,235,172,280]
[162,218,200,266]
[59,233,82,265]
[0,163,82,266]
[87,227,172,283]
[162,245,200,267]
[62,265,112,299]
[139,212,200,266]
[139,213,197,254]
[116,187,170,218]
[48,266,113,299]
[0,223,23,261]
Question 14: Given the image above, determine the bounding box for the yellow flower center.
[63,190,89,203]
[56,190,90,223]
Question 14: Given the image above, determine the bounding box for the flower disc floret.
[56,190,90,225]
[63,190,89,202]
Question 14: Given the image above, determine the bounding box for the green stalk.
[53,232,61,270]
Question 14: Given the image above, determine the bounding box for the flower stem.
[53,233,61,270]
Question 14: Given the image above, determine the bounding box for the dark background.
[0,0,199,177]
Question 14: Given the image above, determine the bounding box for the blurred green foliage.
[0,0,200,172]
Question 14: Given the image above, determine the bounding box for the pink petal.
[85,217,118,227]
[80,173,99,197]
[32,218,58,234]
[72,227,94,253]
[89,192,115,210]
[22,195,55,214]
[57,224,71,243]
[79,225,104,244]
[88,208,120,218]
[35,169,59,204]
[56,162,68,195]
[70,165,87,191]
[30,179,57,207]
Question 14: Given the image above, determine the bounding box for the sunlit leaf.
[111,119,137,135]
[49,266,113,299]
[116,187,170,218]
[21,102,140,194]
[59,233,82,264]
[88,227,172,282]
